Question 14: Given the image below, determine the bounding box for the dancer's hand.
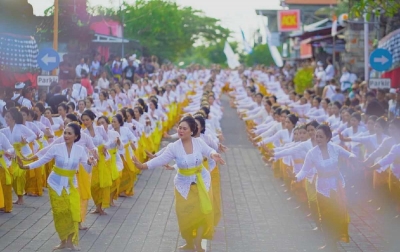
[211,153,226,165]
[133,156,147,170]
[17,156,29,170]
[21,137,28,145]
[145,150,155,159]
[163,164,174,170]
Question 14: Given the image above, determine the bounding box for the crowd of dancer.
[230,66,400,251]
[0,63,227,252]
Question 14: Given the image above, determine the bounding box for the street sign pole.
[364,12,369,82]
[52,0,59,76]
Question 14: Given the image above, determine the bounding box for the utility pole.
[52,0,59,76]
[120,0,125,57]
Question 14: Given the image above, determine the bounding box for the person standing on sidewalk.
[133,116,225,252]
[296,124,357,250]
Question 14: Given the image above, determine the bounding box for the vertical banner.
[223,42,241,69]
[277,10,301,32]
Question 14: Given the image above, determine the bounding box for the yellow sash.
[98,145,112,188]
[53,166,81,222]
[0,151,11,185]
[178,165,212,214]
[12,142,26,178]
[109,147,119,181]
[123,144,135,172]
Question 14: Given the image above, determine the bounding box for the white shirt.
[28,143,91,196]
[0,132,14,167]
[75,64,90,78]
[0,124,36,157]
[98,77,110,90]
[146,137,216,199]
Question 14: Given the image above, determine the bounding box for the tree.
[244,44,276,67]
[175,41,243,67]
[91,0,231,62]
[350,0,400,19]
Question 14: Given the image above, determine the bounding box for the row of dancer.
[227,70,400,251]
[0,68,228,251]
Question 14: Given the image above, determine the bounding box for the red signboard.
[278,10,301,32]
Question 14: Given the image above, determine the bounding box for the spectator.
[331,86,345,104]
[388,88,397,115]
[48,85,68,113]
[104,56,114,79]
[71,80,88,104]
[144,57,155,74]
[98,71,110,91]
[90,54,101,80]
[46,81,59,104]
[365,91,385,117]
[339,67,357,92]
[75,57,89,78]
[377,89,389,112]
[112,62,123,81]
[324,57,334,82]
[81,72,93,96]
[58,54,74,89]
[322,79,337,100]
[123,58,136,82]
[314,65,326,96]
[389,89,400,119]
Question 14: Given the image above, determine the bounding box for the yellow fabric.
[210,166,221,227]
[53,166,81,223]
[97,145,112,188]
[178,165,212,214]
[54,129,63,137]
[77,165,91,200]
[0,167,12,212]
[49,187,79,245]
[175,185,214,240]
[11,142,26,195]
[123,144,136,172]
[91,145,111,208]
[0,151,11,185]
[109,148,119,181]
[0,179,4,209]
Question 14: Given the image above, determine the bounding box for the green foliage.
[244,44,276,67]
[90,0,231,62]
[350,0,400,19]
[175,41,242,67]
[293,67,314,94]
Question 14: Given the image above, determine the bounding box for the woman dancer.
[296,125,356,250]
[18,123,94,250]
[133,116,225,252]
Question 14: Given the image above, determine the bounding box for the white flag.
[241,29,253,54]
[265,26,284,67]
[224,41,241,69]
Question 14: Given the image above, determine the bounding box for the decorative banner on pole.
[265,26,284,67]
[277,9,301,32]
[240,29,253,55]
[223,42,241,69]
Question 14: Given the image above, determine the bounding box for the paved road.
[0,96,400,251]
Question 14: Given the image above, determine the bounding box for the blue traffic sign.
[369,48,393,72]
[37,48,60,71]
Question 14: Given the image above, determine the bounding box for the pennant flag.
[265,26,284,67]
[241,29,253,54]
[223,41,241,69]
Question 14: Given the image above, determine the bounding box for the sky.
[28,0,281,43]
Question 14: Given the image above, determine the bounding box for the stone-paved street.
[0,96,400,251]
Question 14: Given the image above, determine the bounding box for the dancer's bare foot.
[178,244,195,251]
[66,243,81,251]
[53,242,66,250]
[79,223,88,230]
[90,209,100,214]
[13,199,23,205]
[110,201,116,207]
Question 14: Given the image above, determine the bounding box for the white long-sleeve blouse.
[378,144,400,179]
[146,137,217,199]
[0,132,14,167]
[27,143,92,196]
[296,142,355,198]
[0,124,36,157]
[83,125,108,147]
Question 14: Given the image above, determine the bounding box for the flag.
[223,41,241,69]
[265,26,284,67]
[241,29,253,54]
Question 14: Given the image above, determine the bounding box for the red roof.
[285,0,337,4]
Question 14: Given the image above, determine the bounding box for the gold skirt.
[77,165,91,223]
[25,167,43,196]
[317,190,350,243]
[373,170,390,189]
[91,164,111,209]
[211,167,221,227]
[0,167,12,212]
[49,188,79,245]
[119,157,135,197]
[389,170,400,203]
[175,185,214,240]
